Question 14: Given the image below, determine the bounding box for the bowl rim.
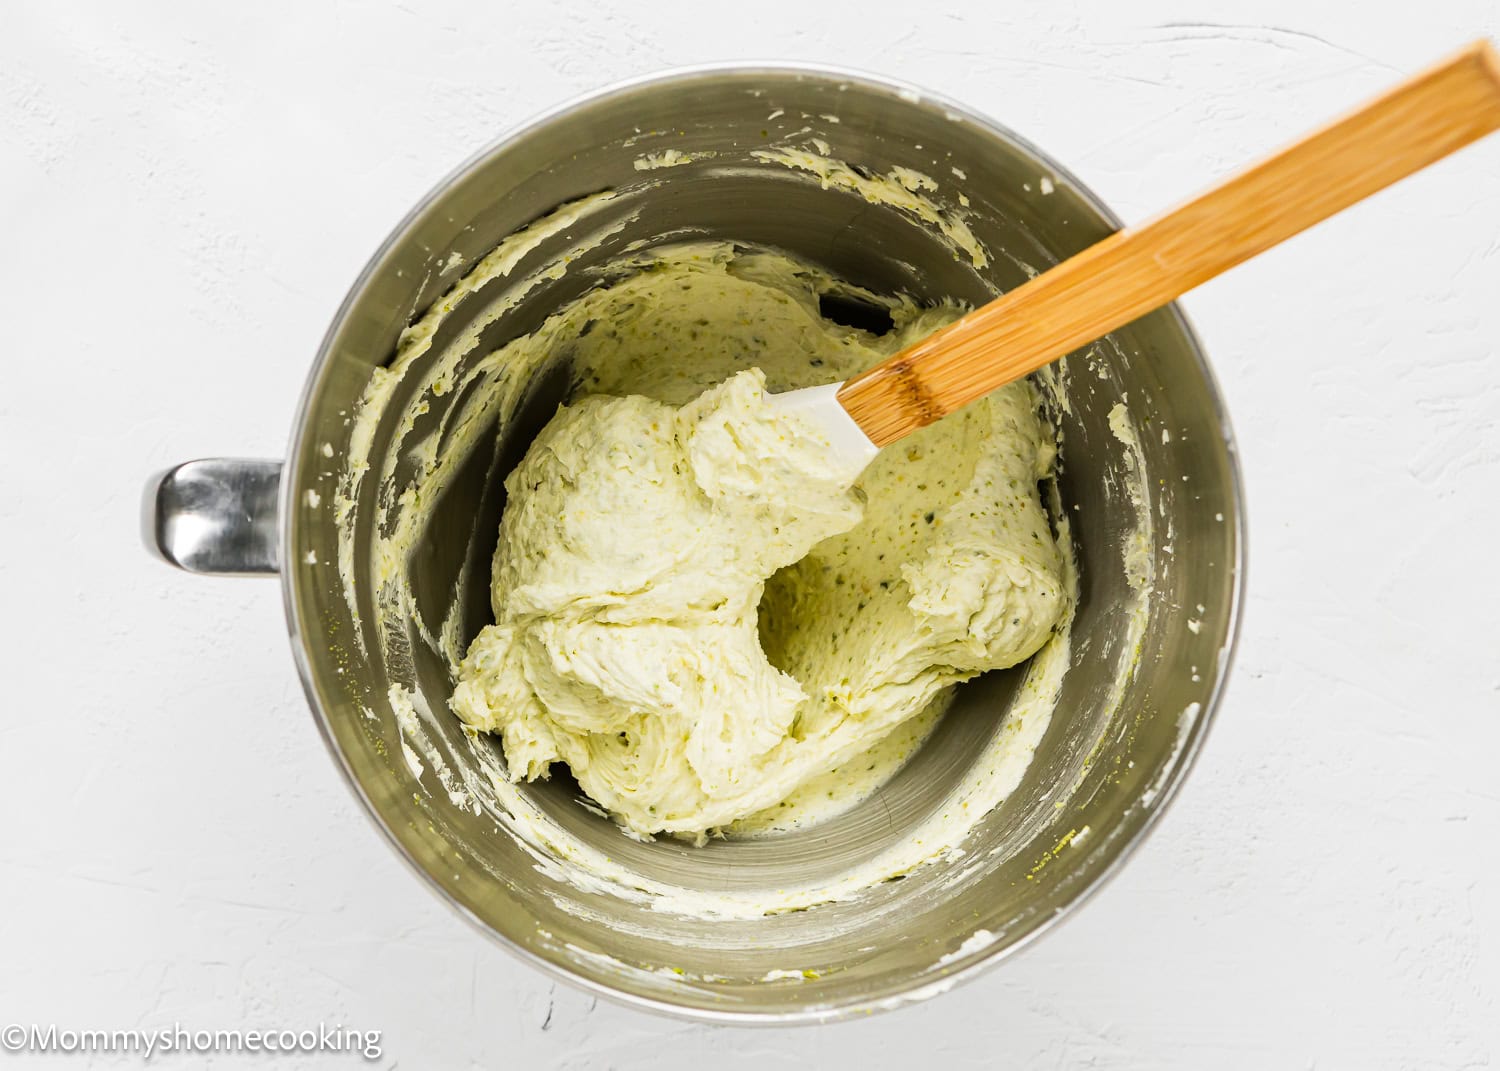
[279,60,1249,1026]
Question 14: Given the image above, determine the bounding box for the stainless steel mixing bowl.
[147,65,1244,1022]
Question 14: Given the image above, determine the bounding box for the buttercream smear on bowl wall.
[339,172,1123,959]
[153,66,1243,1020]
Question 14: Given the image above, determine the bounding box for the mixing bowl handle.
[144,459,283,576]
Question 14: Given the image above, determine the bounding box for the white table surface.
[5,1,1498,1067]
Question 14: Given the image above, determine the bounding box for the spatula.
[772,40,1500,471]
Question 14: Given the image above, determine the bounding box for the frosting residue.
[324,152,1156,929]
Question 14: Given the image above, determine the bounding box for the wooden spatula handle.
[838,40,1500,446]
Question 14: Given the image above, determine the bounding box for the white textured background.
[4,1,1498,1067]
